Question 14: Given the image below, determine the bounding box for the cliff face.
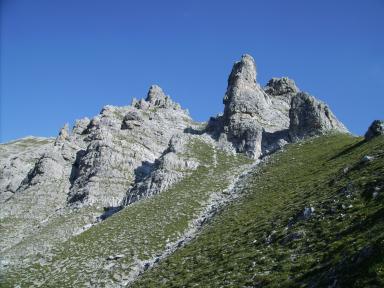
[208,54,347,158]
[0,54,350,285]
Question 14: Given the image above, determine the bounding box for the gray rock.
[220,55,285,158]
[289,92,348,141]
[0,137,55,202]
[265,77,299,97]
[361,155,374,163]
[123,134,198,206]
[72,118,91,135]
[145,85,181,110]
[55,123,70,145]
[106,254,124,261]
[0,84,192,269]
[19,149,66,190]
[66,85,192,207]
[121,111,143,130]
[206,55,348,159]
[364,120,384,140]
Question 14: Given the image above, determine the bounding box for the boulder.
[364,120,384,140]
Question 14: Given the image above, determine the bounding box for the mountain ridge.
[2,54,373,287]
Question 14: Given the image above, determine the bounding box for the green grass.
[1,138,251,287]
[132,134,384,287]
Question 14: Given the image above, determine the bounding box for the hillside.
[133,134,384,287]
[1,54,381,287]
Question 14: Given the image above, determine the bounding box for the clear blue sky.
[1,0,383,142]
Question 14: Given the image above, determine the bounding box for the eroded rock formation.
[0,54,350,273]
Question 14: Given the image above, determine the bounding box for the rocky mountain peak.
[227,54,257,88]
[131,85,182,111]
[212,55,349,159]
[145,85,171,107]
[223,54,269,118]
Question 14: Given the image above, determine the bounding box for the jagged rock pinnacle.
[227,54,257,88]
[211,54,349,159]
[220,55,290,158]
[55,123,70,145]
[146,85,169,107]
[223,54,269,118]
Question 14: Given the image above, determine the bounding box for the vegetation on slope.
[1,138,252,287]
[133,134,384,287]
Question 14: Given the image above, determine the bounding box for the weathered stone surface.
[364,120,384,140]
[0,84,193,268]
[66,86,192,207]
[289,92,348,141]
[206,55,348,159]
[0,137,55,202]
[55,123,70,145]
[72,118,91,135]
[19,149,66,189]
[212,55,295,158]
[121,111,143,130]
[265,77,299,97]
[123,134,198,206]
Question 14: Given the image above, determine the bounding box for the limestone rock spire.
[54,123,70,145]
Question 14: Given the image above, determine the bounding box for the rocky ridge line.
[0,54,349,279]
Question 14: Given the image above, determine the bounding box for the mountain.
[0,55,382,288]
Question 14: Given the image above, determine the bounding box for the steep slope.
[1,137,253,287]
[0,54,351,287]
[132,134,384,287]
[0,85,194,270]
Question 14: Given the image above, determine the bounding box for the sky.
[1,0,383,142]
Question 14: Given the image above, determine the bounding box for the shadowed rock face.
[364,120,384,141]
[265,77,299,97]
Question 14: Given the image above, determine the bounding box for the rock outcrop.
[123,135,198,206]
[288,92,348,141]
[216,54,290,158]
[67,86,192,207]
[0,85,193,268]
[264,77,299,97]
[208,54,347,159]
[364,120,384,141]
[0,137,55,202]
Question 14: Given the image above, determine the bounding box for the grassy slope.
[1,138,251,287]
[133,134,384,287]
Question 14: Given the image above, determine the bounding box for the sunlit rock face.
[208,54,348,158]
